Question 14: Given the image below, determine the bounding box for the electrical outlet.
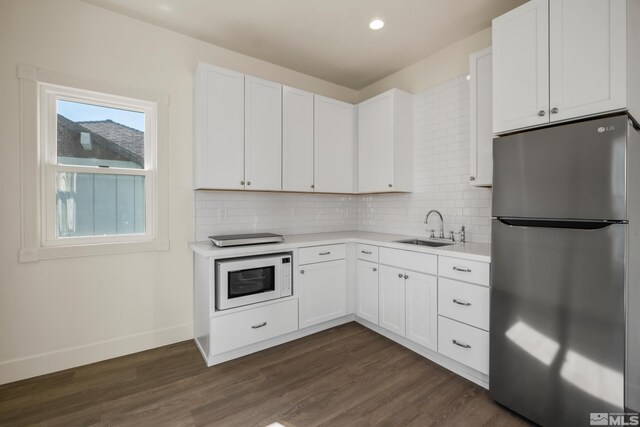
[219,207,227,221]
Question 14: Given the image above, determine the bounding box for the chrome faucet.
[425,210,445,239]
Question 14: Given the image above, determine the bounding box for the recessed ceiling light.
[369,19,384,30]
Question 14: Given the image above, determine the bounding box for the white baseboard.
[0,322,193,385]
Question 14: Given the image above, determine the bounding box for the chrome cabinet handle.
[453,299,471,306]
[361,250,372,254]
[311,184,315,189]
[469,176,476,181]
[404,274,409,279]
[453,339,471,349]
[240,180,245,185]
[300,270,305,274]
[319,252,330,256]
[388,184,393,187]
[538,110,546,117]
[453,266,472,273]
[251,322,267,329]
[372,267,377,272]
[398,273,404,278]
[551,107,559,114]
[247,181,251,186]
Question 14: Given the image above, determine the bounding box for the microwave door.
[216,255,285,310]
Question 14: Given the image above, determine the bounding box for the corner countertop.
[190,231,491,262]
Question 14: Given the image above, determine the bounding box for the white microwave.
[215,252,293,310]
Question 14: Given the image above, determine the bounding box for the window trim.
[18,65,169,262]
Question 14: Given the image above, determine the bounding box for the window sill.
[19,239,170,262]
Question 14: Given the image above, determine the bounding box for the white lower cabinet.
[405,272,438,352]
[298,259,347,329]
[438,278,490,331]
[210,299,298,355]
[356,260,379,324]
[378,264,438,352]
[378,265,406,336]
[196,240,491,386]
[438,316,490,375]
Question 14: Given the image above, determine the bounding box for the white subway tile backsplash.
[193,191,357,241]
[194,75,492,244]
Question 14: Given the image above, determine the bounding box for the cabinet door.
[194,64,244,189]
[492,0,549,134]
[282,86,314,192]
[405,271,438,351]
[298,259,347,329]
[356,260,379,324]
[549,0,627,122]
[378,265,405,336]
[314,95,356,193]
[245,76,282,191]
[470,48,493,187]
[358,91,395,192]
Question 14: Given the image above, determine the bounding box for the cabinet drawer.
[298,244,346,265]
[438,256,490,286]
[379,247,437,275]
[438,278,490,331]
[438,316,489,375]
[357,244,378,262]
[210,299,298,355]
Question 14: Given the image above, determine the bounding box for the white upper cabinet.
[469,48,493,187]
[492,0,549,134]
[548,0,627,123]
[358,89,413,193]
[493,0,638,134]
[244,76,282,191]
[314,95,356,193]
[194,63,245,190]
[282,86,315,192]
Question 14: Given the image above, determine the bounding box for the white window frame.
[18,65,169,261]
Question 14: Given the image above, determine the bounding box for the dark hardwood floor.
[0,322,531,426]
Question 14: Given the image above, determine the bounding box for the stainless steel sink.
[395,239,455,247]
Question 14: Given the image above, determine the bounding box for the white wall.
[357,28,492,101]
[0,0,357,385]
[358,76,492,243]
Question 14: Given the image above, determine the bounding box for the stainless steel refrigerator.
[490,114,640,426]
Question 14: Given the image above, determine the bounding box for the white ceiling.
[81,0,526,90]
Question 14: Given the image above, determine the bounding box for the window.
[18,66,168,261]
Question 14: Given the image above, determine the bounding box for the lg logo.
[598,125,616,133]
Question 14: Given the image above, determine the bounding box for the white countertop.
[190,231,491,262]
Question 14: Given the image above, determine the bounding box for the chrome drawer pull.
[453,299,471,306]
[453,266,472,273]
[452,339,471,349]
[361,250,372,254]
[319,251,331,256]
[372,267,377,272]
[251,322,267,329]
[398,273,404,278]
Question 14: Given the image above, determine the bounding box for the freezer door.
[490,219,625,426]
[493,115,628,220]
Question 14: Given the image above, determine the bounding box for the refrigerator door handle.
[496,217,626,230]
